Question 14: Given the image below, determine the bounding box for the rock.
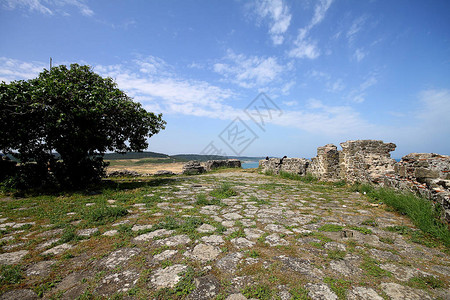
[131,224,153,232]
[41,244,72,256]
[379,282,432,300]
[102,230,118,236]
[201,235,225,245]
[264,224,292,234]
[107,170,140,177]
[182,161,206,175]
[277,255,323,279]
[265,233,289,246]
[204,159,241,171]
[133,229,174,242]
[187,275,221,299]
[154,234,191,247]
[153,250,177,261]
[151,264,188,289]
[347,287,383,300]
[76,228,98,237]
[216,252,243,273]
[225,293,248,300]
[197,224,216,233]
[99,247,141,269]
[223,213,243,220]
[244,228,264,240]
[306,283,338,300]
[0,289,38,300]
[95,270,140,296]
[155,170,176,176]
[184,244,221,262]
[26,260,56,277]
[231,237,255,249]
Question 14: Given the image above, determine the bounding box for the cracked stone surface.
[1,171,448,299]
[151,264,188,289]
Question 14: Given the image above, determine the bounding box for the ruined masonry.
[259,140,450,221]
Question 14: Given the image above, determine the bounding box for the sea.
[241,161,259,169]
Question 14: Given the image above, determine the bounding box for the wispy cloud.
[1,0,94,16]
[347,15,367,44]
[289,0,333,59]
[253,0,292,45]
[348,74,378,103]
[354,48,366,62]
[213,50,289,89]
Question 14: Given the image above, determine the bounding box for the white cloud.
[354,48,366,62]
[327,79,345,92]
[347,16,367,43]
[282,100,297,106]
[289,0,333,59]
[253,0,292,45]
[1,0,94,16]
[0,57,46,82]
[348,74,378,103]
[417,89,450,130]
[213,50,288,88]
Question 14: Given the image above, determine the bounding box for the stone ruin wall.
[259,140,450,221]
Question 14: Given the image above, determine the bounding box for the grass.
[209,182,237,199]
[327,250,347,260]
[242,284,274,300]
[249,195,271,206]
[289,284,310,300]
[318,224,344,232]
[348,226,372,235]
[195,193,222,206]
[84,205,129,225]
[352,184,450,247]
[407,275,444,289]
[323,277,352,300]
[279,171,318,183]
[360,257,391,278]
[0,265,23,285]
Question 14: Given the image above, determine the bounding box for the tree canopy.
[0,64,166,188]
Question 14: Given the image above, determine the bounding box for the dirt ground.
[105,160,185,175]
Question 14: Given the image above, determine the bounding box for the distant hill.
[103,151,169,160]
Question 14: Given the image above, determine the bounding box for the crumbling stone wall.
[383,153,450,221]
[259,158,309,175]
[307,144,340,180]
[339,140,397,183]
[204,159,241,171]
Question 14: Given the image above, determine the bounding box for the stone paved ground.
[0,170,449,299]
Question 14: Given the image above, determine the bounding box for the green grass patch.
[84,205,128,225]
[407,275,444,289]
[249,195,271,206]
[323,277,352,300]
[289,284,310,300]
[348,226,372,235]
[195,193,222,206]
[242,284,274,300]
[318,224,344,232]
[361,218,378,227]
[0,265,24,285]
[360,257,391,278]
[209,182,237,199]
[352,184,450,247]
[279,171,318,183]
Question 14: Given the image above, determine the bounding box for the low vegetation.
[352,184,450,247]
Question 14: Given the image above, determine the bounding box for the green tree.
[0,64,166,187]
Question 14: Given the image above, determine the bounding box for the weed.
[318,224,344,232]
[117,224,134,236]
[323,277,352,300]
[349,226,372,235]
[246,250,260,258]
[379,237,395,244]
[289,284,310,300]
[408,275,444,289]
[384,225,411,235]
[242,284,274,300]
[161,260,173,268]
[250,195,271,206]
[361,218,378,227]
[228,228,246,240]
[360,257,391,278]
[352,184,450,247]
[195,193,209,205]
[210,182,237,199]
[59,226,77,243]
[327,250,346,260]
[0,265,23,285]
[84,205,128,225]
[279,171,318,183]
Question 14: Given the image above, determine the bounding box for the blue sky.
[1,0,449,158]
